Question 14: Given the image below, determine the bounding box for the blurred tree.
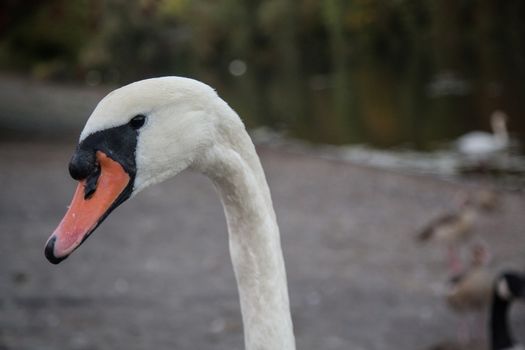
[0,0,92,80]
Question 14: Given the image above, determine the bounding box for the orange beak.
[45,151,130,263]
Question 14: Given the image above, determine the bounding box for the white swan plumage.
[45,76,296,350]
[456,110,509,157]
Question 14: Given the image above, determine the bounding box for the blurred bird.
[472,189,500,213]
[417,196,478,274]
[489,271,525,350]
[456,111,509,158]
[447,244,492,311]
[428,269,525,350]
[446,244,493,342]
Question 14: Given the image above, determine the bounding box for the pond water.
[223,65,525,151]
[218,57,525,191]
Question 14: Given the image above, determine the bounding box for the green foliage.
[1,1,92,78]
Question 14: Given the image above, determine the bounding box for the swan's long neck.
[197,113,295,350]
[492,121,509,143]
[490,292,515,350]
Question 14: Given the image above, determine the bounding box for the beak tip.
[44,236,68,265]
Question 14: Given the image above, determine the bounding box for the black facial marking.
[68,122,140,228]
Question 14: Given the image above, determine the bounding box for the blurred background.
[1,0,525,146]
[1,1,525,350]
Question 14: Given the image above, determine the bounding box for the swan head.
[496,271,525,301]
[45,77,225,264]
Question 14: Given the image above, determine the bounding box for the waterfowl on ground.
[446,244,493,342]
[417,197,478,273]
[44,77,295,350]
[428,270,525,350]
[446,244,493,314]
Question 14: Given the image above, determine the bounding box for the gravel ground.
[0,141,524,350]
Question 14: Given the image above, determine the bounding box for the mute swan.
[456,111,509,157]
[44,77,296,350]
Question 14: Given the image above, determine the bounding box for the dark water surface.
[222,64,525,151]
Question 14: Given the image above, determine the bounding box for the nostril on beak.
[44,236,67,265]
[84,164,101,199]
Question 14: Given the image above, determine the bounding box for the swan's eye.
[129,114,146,129]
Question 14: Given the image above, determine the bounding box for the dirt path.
[0,142,524,350]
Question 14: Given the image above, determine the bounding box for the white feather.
[456,111,509,157]
[80,76,295,350]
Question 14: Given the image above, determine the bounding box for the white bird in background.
[456,110,509,157]
[44,77,295,350]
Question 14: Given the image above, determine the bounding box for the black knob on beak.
[69,148,96,180]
